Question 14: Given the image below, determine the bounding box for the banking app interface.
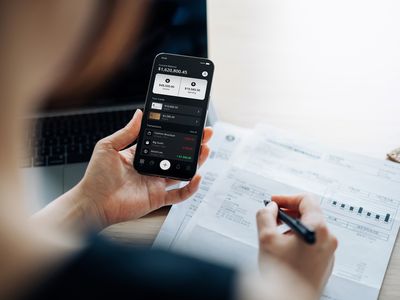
[136,54,213,177]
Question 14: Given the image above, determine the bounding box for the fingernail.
[264,200,275,208]
[266,201,277,210]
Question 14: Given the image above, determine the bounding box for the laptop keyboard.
[23,109,137,167]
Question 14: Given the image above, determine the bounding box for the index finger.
[256,202,279,233]
[202,127,213,144]
[272,194,330,244]
[272,194,327,233]
[271,194,322,219]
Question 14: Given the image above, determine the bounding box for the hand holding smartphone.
[133,53,214,180]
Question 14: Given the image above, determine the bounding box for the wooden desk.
[104,1,400,299]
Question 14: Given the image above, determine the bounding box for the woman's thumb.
[104,109,143,150]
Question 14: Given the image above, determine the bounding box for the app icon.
[160,160,171,170]
[151,102,163,110]
[149,112,161,120]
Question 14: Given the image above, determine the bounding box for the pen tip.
[263,200,269,206]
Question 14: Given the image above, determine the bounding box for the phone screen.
[133,53,214,180]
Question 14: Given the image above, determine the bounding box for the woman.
[0,2,337,299]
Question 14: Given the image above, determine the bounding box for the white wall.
[208,0,400,157]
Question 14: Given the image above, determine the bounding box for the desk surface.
[103,2,400,299]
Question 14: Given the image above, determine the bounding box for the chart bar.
[385,214,390,223]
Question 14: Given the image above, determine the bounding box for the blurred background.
[44,0,207,110]
[30,3,399,297]
[207,0,400,158]
[41,0,400,159]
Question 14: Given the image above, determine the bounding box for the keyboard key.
[52,146,63,155]
[47,154,65,166]
[25,108,139,167]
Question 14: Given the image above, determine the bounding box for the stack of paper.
[154,122,400,300]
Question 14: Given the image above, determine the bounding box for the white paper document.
[153,121,250,248]
[174,168,301,268]
[171,124,400,300]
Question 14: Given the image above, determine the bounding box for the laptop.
[22,0,217,212]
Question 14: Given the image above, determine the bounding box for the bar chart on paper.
[330,199,392,222]
[157,123,400,300]
[327,199,393,224]
[321,184,399,242]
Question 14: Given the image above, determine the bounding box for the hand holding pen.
[263,199,316,244]
[256,194,338,296]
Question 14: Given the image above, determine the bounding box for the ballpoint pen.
[264,200,316,244]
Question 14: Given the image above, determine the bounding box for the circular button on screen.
[160,160,171,170]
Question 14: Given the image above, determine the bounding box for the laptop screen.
[42,0,207,112]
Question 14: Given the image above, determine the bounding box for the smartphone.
[133,53,214,180]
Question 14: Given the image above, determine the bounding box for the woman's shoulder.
[25,237,236,300]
